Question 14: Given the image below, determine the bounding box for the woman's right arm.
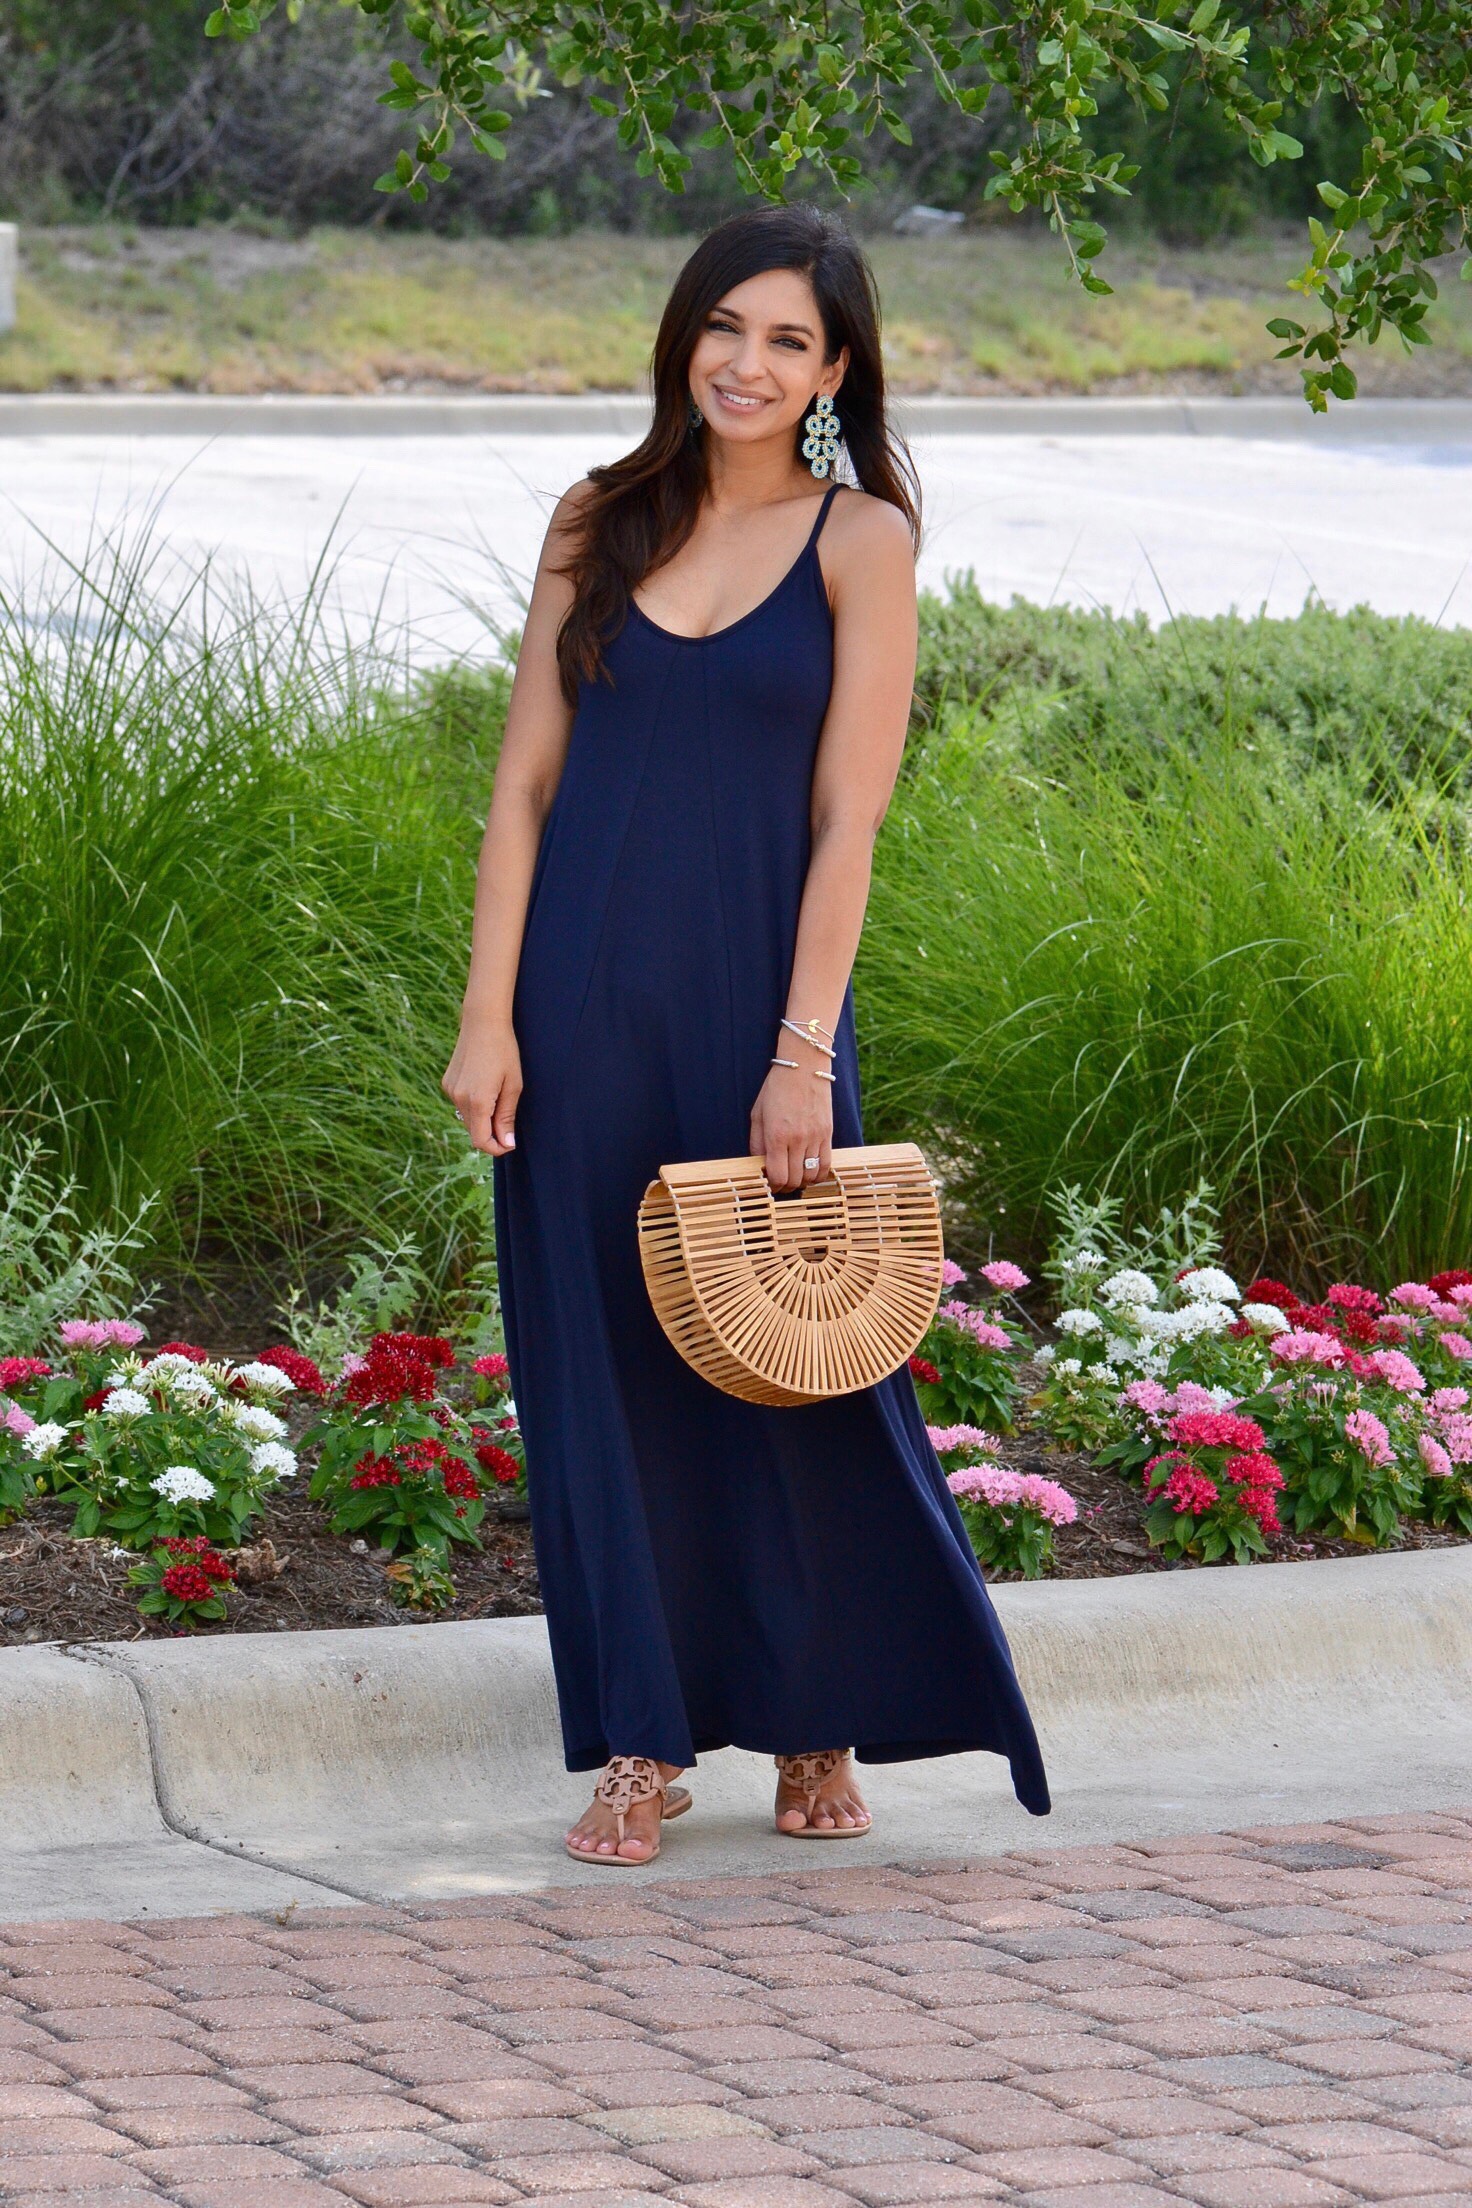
[442,484,589,1156]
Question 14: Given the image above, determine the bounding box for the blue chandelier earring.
[688,396,704,430]
[802,393,841,478]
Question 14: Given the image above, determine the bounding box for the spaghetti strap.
[804,481,841,552]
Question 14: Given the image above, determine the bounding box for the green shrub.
[861,621,1472,1286]
[0,537,510,1292]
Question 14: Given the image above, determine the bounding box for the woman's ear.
[821,345,850,400]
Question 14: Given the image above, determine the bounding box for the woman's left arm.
[749,495,919,1192]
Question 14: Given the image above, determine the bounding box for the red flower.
[1238,1485,1282,1534]
[1428,1270,1472,1297]
[159,1535,234,1583]
[394,1333,455,1369]
[473,1435,522,1486]
[257,1345,327,1396]
[1161,1465,1220,1516]
[0,1357,51,1391]
[344,1335,437,1408]
[443,1460,481,1501]
[1166,1409,1267,1453]
[82,1389,107,1412]
[472,1352,510,1385]
[1224,1452,1284,1493]
[155,1341,211,1365]
[1327,1283,1383,1316]
[1244,1279,1300,1315]
[909,1355,942,1386]
[349,1458,402,1489]
[160,1563,215,1603]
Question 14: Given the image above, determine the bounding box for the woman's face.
[687,266,849,447]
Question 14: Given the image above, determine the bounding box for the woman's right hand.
[442,1015,522,1157]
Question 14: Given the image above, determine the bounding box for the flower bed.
[2,1229,1470,1645]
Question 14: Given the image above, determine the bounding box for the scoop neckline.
[628,489,837,645]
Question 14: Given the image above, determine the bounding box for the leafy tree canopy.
[205,2,1472,409]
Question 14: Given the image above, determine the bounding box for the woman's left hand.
[750,1065,833,1192]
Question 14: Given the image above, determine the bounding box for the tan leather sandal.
[774,1748,872,1839]
[564,1755,690,1867]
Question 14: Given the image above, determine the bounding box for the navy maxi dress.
[492,482,1050,1816]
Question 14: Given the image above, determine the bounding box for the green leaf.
[1316,181,1348,210]
[1188,0,1221,31]
[1265,318,1305,339]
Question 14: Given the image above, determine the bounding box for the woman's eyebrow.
[711,308,818,338]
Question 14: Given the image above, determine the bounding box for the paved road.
[4,418,1471,657]
[2,1809,1470,2207]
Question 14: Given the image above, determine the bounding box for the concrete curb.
[2,391,1471,443]
[2,1549,1469,1920]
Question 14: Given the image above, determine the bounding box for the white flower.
[167,1369,219,1407]
[101,1387,150,1420]
[1167,1300,1237,1341]
[233,1361,293,1396]
[102,1360,142,1388]
[230,1404,288,1442]
[248,1440,297,1482]
[503,1398,517,1421]
[1054,1357,1083,1377]
[1099,1269,1158,1309]
[1057,1308,1103,1336]
[141,1353,199,1379]
[22,1421,68,1460]
[1094,1364,1119,1385]
[151,1464,216,1504]
[1179,1266,1240,1304]
[1033,1344,1056,1366]
[1061,1250,1108,1274]
[1242,1301,1291,1335]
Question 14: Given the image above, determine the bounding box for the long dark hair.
[553,203,921,706]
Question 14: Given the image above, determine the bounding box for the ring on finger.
[803,1156,820,1172]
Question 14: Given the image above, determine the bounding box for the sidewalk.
[2,1811,1470,2208]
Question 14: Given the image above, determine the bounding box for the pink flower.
[1433,1412,1472,1465]
[1016,1473,1078,1525]
[1430,1388,1469,1414]
[1161,1466,1220,1516]
[1368,1349,1427,1394]
[58,1319,111,1350]
[970,1320,1011,1352]
[0,1398,35,1436]
[1419,1433,1453,1479]
[1449,1284,1472,1309]
[940,1259,968,1287]
[1343,1408,1394,1468]
[1122,1378,1170,1417]
[947,1463,1023,1506]
[1391,1282,1440,1312]
[1270,1329,1346,1368]
[927,1423,1005,1458]
[102,1318,144,1347]
[1167,1381,1235,1416]
[1376,1314,1412,1342]
[981,1260,1030,1293]
[1438,1333,1472,1362]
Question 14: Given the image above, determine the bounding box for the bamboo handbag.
[637,1141,945,1405]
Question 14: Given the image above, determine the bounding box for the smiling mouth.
[711,388,773,411]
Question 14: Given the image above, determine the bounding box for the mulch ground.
[3,1808,1472,2207]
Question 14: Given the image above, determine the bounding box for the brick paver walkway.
[3,1811,1472,2208]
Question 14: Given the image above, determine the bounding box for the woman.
[443,202,1049,1866]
